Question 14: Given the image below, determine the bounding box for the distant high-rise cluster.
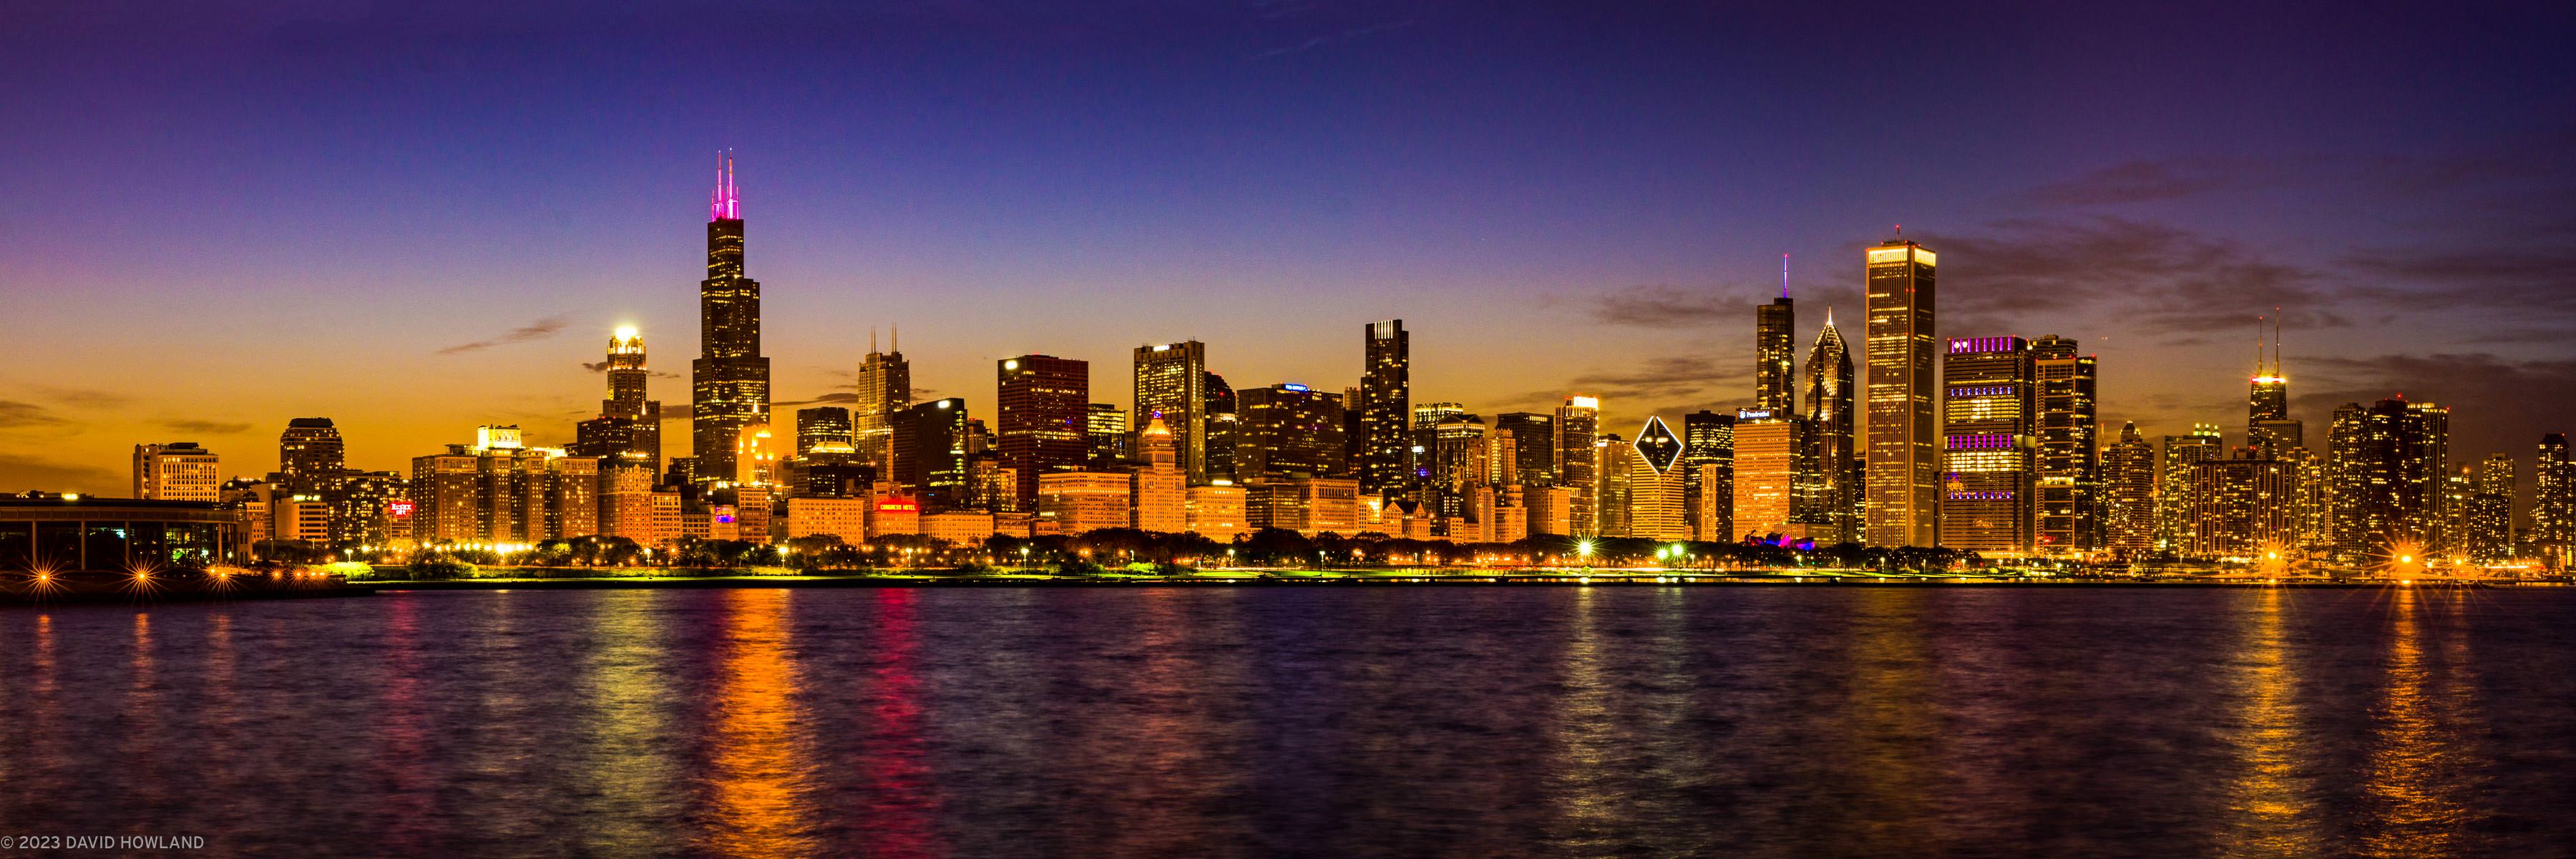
[74,157,2571,573]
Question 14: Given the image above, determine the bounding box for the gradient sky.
[6,1,2575,496]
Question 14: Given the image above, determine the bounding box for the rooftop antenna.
[2255,315,2265,376]
[2273,308,2283,376]
[1781,253,1791,299]
[891,324,899,354]
[708,149,741,221]
[870,326,878,354]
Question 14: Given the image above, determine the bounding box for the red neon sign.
[387,500,414,519]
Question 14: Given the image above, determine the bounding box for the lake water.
[2,586,2571,858]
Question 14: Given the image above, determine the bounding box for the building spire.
[890,323,898,354]
[709,150,741,222]
[2273,308,2283,376]
[2255,314,2266,376]
[1781,253,1790,299]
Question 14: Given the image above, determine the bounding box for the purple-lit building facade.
[1940,336,2035,554]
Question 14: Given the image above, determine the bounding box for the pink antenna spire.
[709,150,741,221]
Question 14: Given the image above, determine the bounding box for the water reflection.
[852,588,941,858]
[373,596,438,853]
[701,588,816,858]
[1839,591,1938,854]
[2219,588,2321,858]
[2357,588,2472,858]
[200,613,245,810]
[123,613,165,812]
[1542,587,1620,852]
[580,591,679,855]
[1,588,2571,856]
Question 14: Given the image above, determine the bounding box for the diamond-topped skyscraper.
[691,152,770,486]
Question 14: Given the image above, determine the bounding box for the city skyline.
[12,166,2572,505]
[6,4,2575,498]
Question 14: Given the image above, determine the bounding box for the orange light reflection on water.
[703,588,817,858]
[2218,588,2320,858]
[2356,587,2471,858]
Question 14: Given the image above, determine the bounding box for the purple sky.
[5,1,2575,494]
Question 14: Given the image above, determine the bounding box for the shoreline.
[361,573,2528,591]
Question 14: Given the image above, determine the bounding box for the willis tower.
[691,152,770,485]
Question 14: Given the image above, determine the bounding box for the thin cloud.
[30,386,132,409]
[1589,285,1735,328]
[0,453,119,493]
[580,361,681,379]
[0,401,64,430]
[2022,157,2285,206]
[436,315,570,355]
[775,392,860,408]
[160,419,253,435]
[1562,355,1738,403]
[1914,216,2331,334]
[1249,19,1413,61]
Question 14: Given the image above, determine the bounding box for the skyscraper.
[1594,432,1632,538]
[1940,336,2034,554]
[2464,454,2514,563]
[1236,384,1347,480]
[1732,413,1800,541]
[1865,240,1938,547]
[1358,320,1410,497]
[1802,311,1859,544]
[278,418,346,493]
[2103,422,2156,558]
[1203,372,1239,484]
[794,407,852,457]
[572,328,665,475]
[854,334,912,480]
[1424,412,1488,522]
[2536,435,2572,569]
[1132,417,1186,533]
[691,152,770,485]
[1132,341,1207,484]
[2248,318,2302,455]
[1682,410,1735,543]
[997,355,1090,508]
[891,398,972,510]
[2158,425,2224,552]
[134,442,220,502]
[1086,404,1130,468]
[1628,417,1687,540]
[2030,335,2099,555]
[2327,397,2449,561]
[1756,293,1796,415]
[2188,449,2297,558]
[1498,412,1556,490]
[1554,395,1600,536]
